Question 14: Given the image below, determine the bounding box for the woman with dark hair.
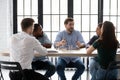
[86,23,102,48]
[87,21,119,80]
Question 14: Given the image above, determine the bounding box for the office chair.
[0,61,26,80]
[104,61,120,80]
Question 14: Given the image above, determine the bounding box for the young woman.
[86,23,102,48]
[87,21,119,80]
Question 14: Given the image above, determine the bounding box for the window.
[16,0,100,44]
[17,0,38,32]
[43,0,67,43]
[73,0,98,43]
[103,0,120,41]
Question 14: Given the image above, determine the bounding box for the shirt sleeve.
[92,40,99,49]
[32,38,48,56]
[54,32,62,47]
[43,33,52,44]
[77,31,85,44]
[87,35,98,45]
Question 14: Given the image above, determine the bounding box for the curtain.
[0,0,13,51]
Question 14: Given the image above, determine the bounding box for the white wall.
[0,0,13,51]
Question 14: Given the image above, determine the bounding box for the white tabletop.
[47,48,97,57]
[0,48,120,57]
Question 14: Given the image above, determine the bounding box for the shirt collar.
[64,30,75,35]
[21,31,32,36]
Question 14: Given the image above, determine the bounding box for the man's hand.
[56,39,66,47]
[76,41,85,48]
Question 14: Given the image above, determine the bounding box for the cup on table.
[68,45,73,51]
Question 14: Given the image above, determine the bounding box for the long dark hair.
[98,21,118,49]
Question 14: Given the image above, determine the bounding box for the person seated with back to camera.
[9,18,49,80]
[87,21,119,80]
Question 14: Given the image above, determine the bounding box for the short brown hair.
[64,17,74,24]
[21,18,34,31]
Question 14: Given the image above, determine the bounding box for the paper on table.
[47,49,58,53]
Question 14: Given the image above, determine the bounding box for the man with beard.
[33,24,52,48]
[32,24,55,79]
[54,17,85,80]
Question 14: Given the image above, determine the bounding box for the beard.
[38,34,43,37]
[68,28,74,33]
[38,31,43,37]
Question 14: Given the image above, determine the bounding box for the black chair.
[104,61,120,80]
[0,61,26,80]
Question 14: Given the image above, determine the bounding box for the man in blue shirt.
[32,24,55,78]
[54,18,85,80]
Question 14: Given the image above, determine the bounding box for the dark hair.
[21,18,34,31]
[64,17,74,24]
[98,23,102,29]
[98,21,118,49]
[33,23,42,32]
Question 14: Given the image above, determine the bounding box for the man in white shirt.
[10,18,49,80]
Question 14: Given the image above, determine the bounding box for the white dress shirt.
[10,32,48,69]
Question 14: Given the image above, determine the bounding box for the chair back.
[0,61,24,80]
[0,61,22,71]
[105,61,120,80]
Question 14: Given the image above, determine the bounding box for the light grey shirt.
[38,32,52,45]
[54,30,85,63]
[33,32,52,61]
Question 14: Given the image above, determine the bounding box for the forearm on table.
[55,41,63,47]
[42,43,52,48]
[78,43,86,48]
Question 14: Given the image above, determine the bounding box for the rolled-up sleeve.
[54,32,62,48]
[77,31,85,44]
[92,40,99,49]
[44,33,52,44]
